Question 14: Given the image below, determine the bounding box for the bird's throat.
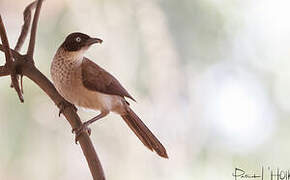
[56,47,85,64]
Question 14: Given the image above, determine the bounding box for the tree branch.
[22,64,105,180]
[0,17,13,66]
[26,0,43,58]
[0,16,24,102]
[15,1,37,52]
[0,1,106,179]
[0,44,22,59]
[13,0,36,93]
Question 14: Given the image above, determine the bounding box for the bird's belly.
[70,86,114,110]
[55,78,123,112]
[51,59,124,113]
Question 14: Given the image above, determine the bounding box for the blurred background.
[0,0,289,179]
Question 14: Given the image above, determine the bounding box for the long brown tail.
[121,107,168,158]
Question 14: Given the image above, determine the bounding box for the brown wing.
[81,57,136,101]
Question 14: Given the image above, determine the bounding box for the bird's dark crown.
[61,32,91,51]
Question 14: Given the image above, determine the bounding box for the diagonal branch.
[27,0,43,58]
[0,44,23,59]
[22,65,105,180]
[0,16,24,102]
[15,1,37,52]
[0,40,106,179]
[13,0,36,93]
[0,16,13,67]
[0,1,106,179]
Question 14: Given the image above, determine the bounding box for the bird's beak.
[85,38,103,46]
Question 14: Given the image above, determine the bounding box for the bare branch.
[0,1,106,179]
[22,65,105,180]
[10,1,36,90]
[15,1,37,52]
[0,16,24,102]
[0,16,13,67]
[27,0,43,58]
[0,44,22,59]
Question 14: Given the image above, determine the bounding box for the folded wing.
[81,57,135,101]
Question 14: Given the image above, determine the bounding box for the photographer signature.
[232,167,290,180]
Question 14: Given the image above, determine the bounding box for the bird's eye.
[75,37,81,42]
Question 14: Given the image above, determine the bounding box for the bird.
[50,32,168,158]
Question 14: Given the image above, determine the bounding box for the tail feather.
[121,108,168,158]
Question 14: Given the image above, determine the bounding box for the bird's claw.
[58,101,77,117]
[72,123,91,144]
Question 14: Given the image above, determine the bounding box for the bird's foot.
[72,122,91,144]
[58,100,77,117]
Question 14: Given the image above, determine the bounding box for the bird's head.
[61,32,103,53]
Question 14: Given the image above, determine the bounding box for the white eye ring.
[75,37,81,42]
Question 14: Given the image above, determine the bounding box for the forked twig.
[12,1,36,92]
[0,1,106,179]
[15,1,37,52]
[0,44,22,59]
[27,0,43,58]
[0,16,24,102]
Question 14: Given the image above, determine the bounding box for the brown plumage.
[121,108,168,158]
[81,58,167,158]
[81,58,136,101]
[51,32,168,158]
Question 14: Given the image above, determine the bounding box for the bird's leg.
[73,110,109,144]
[58,100,77,117]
